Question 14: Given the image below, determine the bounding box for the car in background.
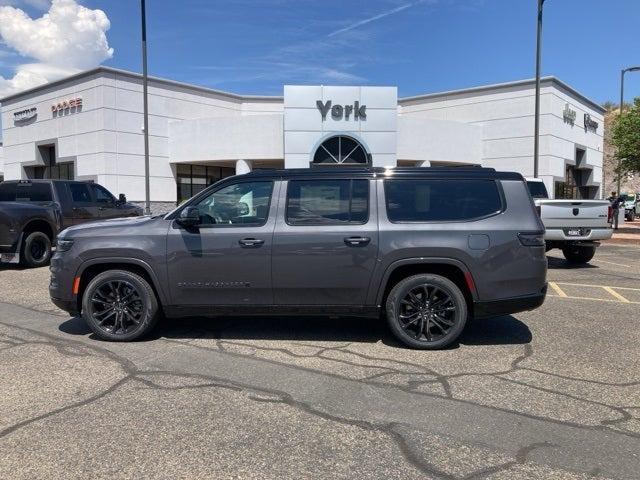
[526,178,613,264]
[621,193,639,221]
[0,180,142,267]
[50,167,547,349]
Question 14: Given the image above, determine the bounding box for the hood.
[60,215,166,239]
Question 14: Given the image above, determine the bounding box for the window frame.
[285,178,370,227]
[383,178,505,224]
[90,184,116,204]
[191,179,275,229]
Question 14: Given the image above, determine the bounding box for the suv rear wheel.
[386,274,467,349]
[562,245,596,264]
[82,270,160,341]
[21,231,52,268]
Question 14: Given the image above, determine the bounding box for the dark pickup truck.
[0,180,142,267]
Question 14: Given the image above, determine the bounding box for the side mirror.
[176,206,200,228]
[117,193,127,205]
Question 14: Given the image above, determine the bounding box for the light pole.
[617,66,640,192]
[141,0,151,215]
[533,0,545,179]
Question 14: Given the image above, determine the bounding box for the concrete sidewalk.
[605,220,640,245]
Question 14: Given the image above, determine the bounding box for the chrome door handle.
[344,236,371,247]
[239,238,265,248]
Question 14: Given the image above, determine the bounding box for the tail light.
[535,205,541,217]
[518,232,545,247]
[607,206,613,224]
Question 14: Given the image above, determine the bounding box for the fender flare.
[373,257,477,305]
[75,257,169,305]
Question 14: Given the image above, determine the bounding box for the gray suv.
[49,167,547,349]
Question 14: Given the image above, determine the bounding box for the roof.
[0,66,605,114]
[241,166,523,181]
[0,66,284,104]
[399,76,606,114]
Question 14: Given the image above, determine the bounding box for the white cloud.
[0,0,113,97]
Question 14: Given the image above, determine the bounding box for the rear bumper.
[473,285,547,319]
[544,227,612,242]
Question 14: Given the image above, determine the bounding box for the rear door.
[67,182,100,225]
[272,178,378,305]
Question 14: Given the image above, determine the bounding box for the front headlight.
[56,239,74,252]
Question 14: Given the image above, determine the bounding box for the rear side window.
[0,183,17,201]
[14,183,53,202]
[384,179,502,222]
[286,179,369,225]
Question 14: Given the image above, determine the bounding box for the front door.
[166,179,277,306]
[67,182,100,225]
[272,178,378,305]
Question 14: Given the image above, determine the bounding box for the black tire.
[562,245,596,264]
[82,270,160,341]
[386,274,467,349]
[20,231,52,268]
[626,212,634,222]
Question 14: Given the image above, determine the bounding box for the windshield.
[526,181,549,199]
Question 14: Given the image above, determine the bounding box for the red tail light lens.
[607,206,613,224]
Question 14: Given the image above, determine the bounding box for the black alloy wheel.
[386,274,467,349]
[82,270,160,341]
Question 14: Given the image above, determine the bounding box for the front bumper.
[473,285,547,319]
[544,227,612,242]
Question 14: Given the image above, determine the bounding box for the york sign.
[316,100,366,121]
[13,107,37,123]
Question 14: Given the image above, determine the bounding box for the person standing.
[607,191,623,229]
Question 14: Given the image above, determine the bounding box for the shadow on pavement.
[58,313,531,349]
[546,255,598,270]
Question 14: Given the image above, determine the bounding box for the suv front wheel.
[82,270,160,341]
[386,274,467,349]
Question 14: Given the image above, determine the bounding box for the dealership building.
[0,66,605,210]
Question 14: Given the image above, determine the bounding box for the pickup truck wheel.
[21,231,52,268]
[562,245,596,264]
[386,274,467,350]
[82,270,160,341]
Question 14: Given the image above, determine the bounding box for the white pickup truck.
[526,178,613,264]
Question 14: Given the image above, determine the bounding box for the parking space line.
[602,287,631,303]
[552,282,640,292]
[547,294,640,304]
[548,282,568,297]
[594,259,635,268]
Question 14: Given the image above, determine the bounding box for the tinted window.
[69,183,92,203]
[385,179,502,222]
[526,181,549,199]
[0,183,17,201]
[15,183,53,202]
[91,184,114,203]
[194,181,273,226]
[286,179,369,225]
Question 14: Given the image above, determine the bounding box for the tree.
[612,97,640,175]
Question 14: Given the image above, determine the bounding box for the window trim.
[285,178,371,227]
[190,180,275,229]
[383,178,505,224]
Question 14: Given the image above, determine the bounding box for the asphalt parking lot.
[1,244,639,479]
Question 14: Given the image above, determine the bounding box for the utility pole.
[533,0,545,179]
[141,0,151,215]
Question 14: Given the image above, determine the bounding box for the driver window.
[194,181,273,226]
[91,184,115,204]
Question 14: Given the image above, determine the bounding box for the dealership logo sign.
[562,103,576,125]
[51,97,83,115]
[13,107,37,123]
[584,113,598,132]
[316,100,366,121]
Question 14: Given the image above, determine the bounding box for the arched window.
[312,135,369,165]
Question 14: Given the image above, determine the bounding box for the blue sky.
[2,0,640,103]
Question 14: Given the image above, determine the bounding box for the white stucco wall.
[399,78,604,197]
[170,114,283,163]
